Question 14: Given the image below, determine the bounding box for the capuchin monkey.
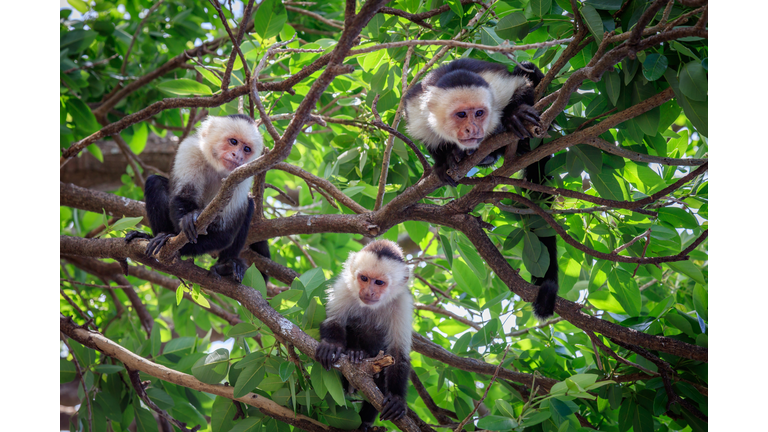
[404,58,558,319]
[126,114,270,283]
[316,240,413,429]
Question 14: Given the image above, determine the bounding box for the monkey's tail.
[532,280,558,319]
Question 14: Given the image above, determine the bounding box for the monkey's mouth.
[360,297,379,305]
[457,138,482,148]
[222,158,241,171]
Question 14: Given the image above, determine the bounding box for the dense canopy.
[59,1,708,432]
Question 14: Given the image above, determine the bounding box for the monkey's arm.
[317,319,347,370]
[126,175,177,256]
[380,348,410,421]
[427,144,462,187]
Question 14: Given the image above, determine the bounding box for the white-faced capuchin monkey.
[126,114,270,283]
[404,58,558,319]
[316,240,413,429]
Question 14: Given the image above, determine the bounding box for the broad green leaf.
[495,399,516,418]
[590,170,625,201]
[523,232,550,278]
[666,260,706,285]
[111,216,143,232]
[693,284,708,321]
[243,264,267,298]
[679,61,708,101]
[457,240,487,280]
[128,122,148,154]
[584,0,622,9]
[530,0,552,17]
[477,415,519,430]
[642,54,668,81]
[320,366,346,406]
[633,405,654,432]
[146,388,174,410]
[447,0,463,18]
[95,392,122,422]
[665,69,708,136]
[452,259,483,298]
[134,405,159,432]
[66,97,100,135]
[299,267,326,299]
[195,66,222,87]
[60,29,97,53]
[94,364,124,374]
[608,271,641,317]
[572,145,603,174]
[580,5,604,43]
[191,348,230,384]
[253,0,288,40]
[234,351,265,370]
[164,337,195,356]
[233,360,266,398]
[404,220,429,243]
[60,359,76,383]
[279,362,295,382]
[324,406,361,429]
[503,227,525,250]
[604,69,621,106]
[156,79,213,96]
[440,233,454,267]
[520,410,551,427]
[496,13,529,40]
[658,207,699,229]
[587,291,625,314]
[67,0,89,13]
[176,285,184,305]
[227,323,260,338]
[229,417,263,432]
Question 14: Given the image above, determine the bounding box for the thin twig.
[454,345,510,432]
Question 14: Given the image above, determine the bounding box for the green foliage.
[60,0,707,431]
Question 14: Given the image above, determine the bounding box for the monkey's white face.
[212,135,258,173]
[447,102,491,149]
[355,271,389,305]
[425,86,495,150]
[199,116,264,175]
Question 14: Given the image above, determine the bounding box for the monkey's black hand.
[347,349,366,363]
[509,104,541,139]
[380,393,406,421]
[211,258,247,282]
[145,233,174,256]
[316,341,344,371]
[125,231,152,243]
[179,210,201,244]
[433,163,459,187]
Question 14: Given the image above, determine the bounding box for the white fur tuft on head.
[198,115,264,175]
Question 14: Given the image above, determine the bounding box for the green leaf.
[658,207,699,229]
[164,337,195,356]
[642,54,668,81]
[134,405,159,432]
[233,360,266,398]
[94,364,124,374]
[503,228,525,250]
[279,362,295,382]
[666,260,706,285]
[156,79,213,96]
[299,267,327,299]
[404,220,429,243]
[587,291,625,314]
[572,145,603,174]
[693,284,708,321]
[590,170,625,201]
[60,359,77,383]
[324,406,362,429]
[227,322,260,338]
[447,0,463,18]
[477,415,519,430]
[608,271,641,316]
[111,216,143,232]
[320,366,346,407]
[67,0,89,13]
[523,231,549,278]
[191,348,230,384]
[495,399,516,418]
[580,5,604,43]
[195,66,223,88]
[229,417,263,432]
[633,405,654,432]
[253,0,288,40]
[665,69,708,136]
[604,69,621,106]
[243,264,267,298]
[496,13,529,40]
[176,285,184,305]
[452,258,483,298]
[584,0,623,10]
[128,122,149,154]
[679,61,708,101]
[530,0,552,17]
[457,240,487,280]
[60,29,97,53]
[520,409,551,427]
[440,233,454,267]
[66,97,100,135]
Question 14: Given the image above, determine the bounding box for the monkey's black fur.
[318,316,409,427]
[126,175,270,282]
[405,58,558,318]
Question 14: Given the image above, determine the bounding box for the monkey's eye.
[374,280,385,286]
[456,111,467,119]
[229,138,238,145]
[244,146,251,153]
[360,275,368,282]
[475,110,484,117]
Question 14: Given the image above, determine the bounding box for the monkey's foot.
[211,258,247,282]
[509,104,541,139]
[179,210,201,244]
[316,341,345,371]
[146,233,174,257]
[433,162,459,187]
[380,394,406,421]
[125,231,152,243]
